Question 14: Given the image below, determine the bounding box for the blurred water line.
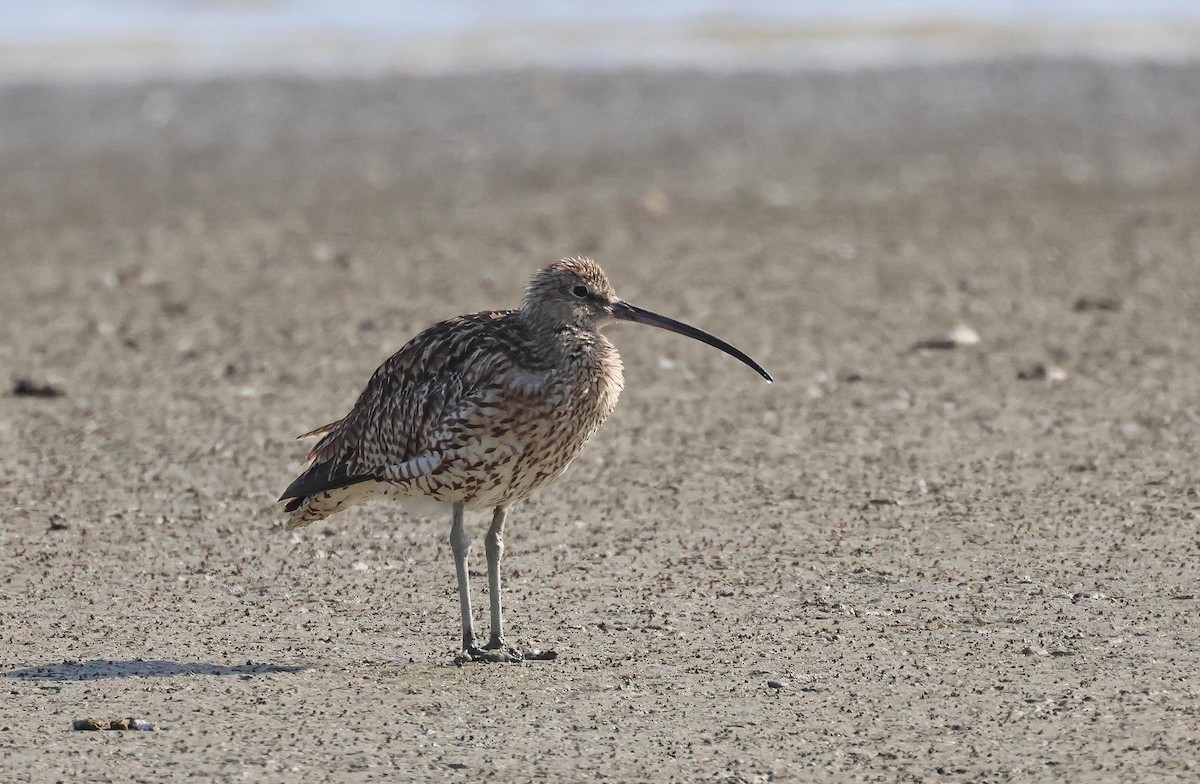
[2,0,1199,81]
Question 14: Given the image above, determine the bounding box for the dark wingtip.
[279,459,374,508]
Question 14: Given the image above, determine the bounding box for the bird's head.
[521,256,773,383]
[522,255,619,330]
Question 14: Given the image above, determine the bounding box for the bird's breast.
[483,341,623,503]
[414,332,626,508]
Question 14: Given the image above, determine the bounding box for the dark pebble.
[12,379,64,398]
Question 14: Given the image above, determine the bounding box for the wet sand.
[1,61,1198,781]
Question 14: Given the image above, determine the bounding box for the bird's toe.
[453,645,558,665]
[454,646,520,665]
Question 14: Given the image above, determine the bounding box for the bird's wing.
[296,420,341,441]
[280,311,548,503]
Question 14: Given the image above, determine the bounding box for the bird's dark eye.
[572,285,589,298]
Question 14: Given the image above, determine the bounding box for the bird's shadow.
[7,659,306,681]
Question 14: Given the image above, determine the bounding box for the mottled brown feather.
[283,311,560,501]
[280,257,627,525]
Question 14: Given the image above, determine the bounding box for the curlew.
[279,256,771,663]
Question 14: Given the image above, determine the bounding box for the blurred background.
[3,2,1200,781]
[4,0,1200,80]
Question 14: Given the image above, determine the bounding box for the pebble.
[12,378,64,398]
[907,324,981,352]
[1073,296,1121,312]
[1017,363,1068,382]
[72,717,155,731]
[947,324,981,347]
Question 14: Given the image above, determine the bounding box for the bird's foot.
[454,645,521,664]
[453,639,558,665]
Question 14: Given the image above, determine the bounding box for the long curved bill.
[611,299,773,383]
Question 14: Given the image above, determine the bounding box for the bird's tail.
[281,483,382,529]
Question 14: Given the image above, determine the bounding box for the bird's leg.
[455,505,519,663]
[484,505,508,650]
[453,505,557,665]
[449,503,478,655]
[479,506,557,662]
[451,503,519,664]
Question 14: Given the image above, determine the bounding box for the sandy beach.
[1,61,1198,781]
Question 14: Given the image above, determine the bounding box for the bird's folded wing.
[281,313,537,502]
[380,452,443,482]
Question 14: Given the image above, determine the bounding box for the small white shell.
[947,324,981,347]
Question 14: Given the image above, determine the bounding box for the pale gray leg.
[484,505,507,649]
[450,503,524,664]
[451,504,557,665]
[449,502,476,652]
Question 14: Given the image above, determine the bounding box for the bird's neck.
[511,311,621,379]
[559,324,622,381]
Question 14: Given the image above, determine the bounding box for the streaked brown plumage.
[280,256,770,663]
